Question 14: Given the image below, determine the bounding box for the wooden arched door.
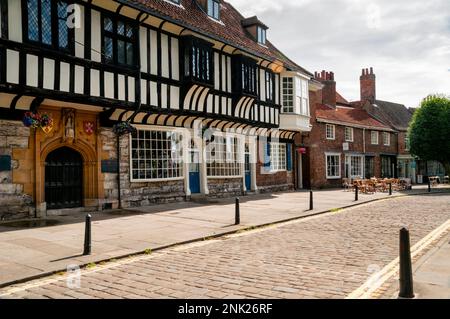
[45,147,83,209]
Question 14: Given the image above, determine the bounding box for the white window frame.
[270,142,287,172]
[257,26,266,44]
[326,153,341,179]
[383,132,390,146]
[282,77,294,113]
[371,131,379,145]
[326,124,336,140]
[130,126,185,183]
[345,127,354,142]
[347,155,364,178]
[206,133,242,178]
[207,0,220,20]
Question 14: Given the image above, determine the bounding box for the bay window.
[183,37,214,86]
[206,135,241,177]
[282,75,309,115]
[233,55,257,96]
[25,0,73,51]
[131,130,183,181]
[103,15,137,66]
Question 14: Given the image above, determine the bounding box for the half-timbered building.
[0,0,313,219]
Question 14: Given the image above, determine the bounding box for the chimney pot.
[370,67,374,74]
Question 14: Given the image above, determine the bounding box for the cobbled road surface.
[1,193,449,299]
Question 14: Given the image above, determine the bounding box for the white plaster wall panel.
[140,79,147,104]
[171,38,179,80]
[60,62,70,92]
[227,57,232,93]
[91,10,102,62]
[221,56,226,91]
[118,74,125,101]
[206,95,213,113]
[150,81,158,106]
[90,69,100,96]
[170,86,180,109]
[139,27,147,72]
[104,72,114,99]
[128,77,135,102]
[75,5,85,58]
[74,65,84,94]
[8,0,22,42]
[260,69,266,101]
[26,55,38,87]
[43,58,55,90]
[149,30,158,75]
[161,34,169,78]
[161,84,167,108]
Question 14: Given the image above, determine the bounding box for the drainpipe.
[116,134,122,209]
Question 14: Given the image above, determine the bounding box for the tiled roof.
[336,92,349,105]
[120,0,312,75]
[316,104,391,129]
[368,100,413,131]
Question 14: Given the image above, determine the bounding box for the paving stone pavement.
[0,193,449,299]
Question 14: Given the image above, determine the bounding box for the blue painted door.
[245,144,251,191]
[189,150,200,194]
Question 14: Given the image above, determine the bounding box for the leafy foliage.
[408,95,450,174]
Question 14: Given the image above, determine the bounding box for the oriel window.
[25,0,73,51]
[102,15,137,66]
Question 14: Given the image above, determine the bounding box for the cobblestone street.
[1,193,449,299]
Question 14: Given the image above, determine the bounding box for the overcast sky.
[229,0,450,108]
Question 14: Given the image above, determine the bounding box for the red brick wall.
[304,120,399,188]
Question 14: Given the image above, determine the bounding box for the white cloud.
[227,0,450,107]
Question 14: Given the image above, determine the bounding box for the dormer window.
[257,27,266,45]
[207,0,220,20]
[242,17,268,44]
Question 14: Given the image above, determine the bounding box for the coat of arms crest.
[83,121,95,135]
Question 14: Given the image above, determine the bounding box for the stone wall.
[208,178,243,198]
[0,120,34,220]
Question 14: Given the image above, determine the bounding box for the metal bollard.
[389,183,393,196]
[355,185,359,201]
[83,214,92,256]
[399,227,415,298]
[428,179,431,193]
[235,197,240,225]
[309,190,314,211]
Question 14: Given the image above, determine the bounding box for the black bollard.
[428,179,431,193]
[83,214,92,256]
[354,185,359,201]
[235,197,240,225]
[389,182,393,196]
[309,190,314,211]
[398,227,415,299]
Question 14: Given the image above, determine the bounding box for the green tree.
[408,95,450,175]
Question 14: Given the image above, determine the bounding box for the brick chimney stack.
[360,67,376,103]
[315,70,336,107]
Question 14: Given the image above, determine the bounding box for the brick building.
[354,68,446,183]
[304,71,398,189]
